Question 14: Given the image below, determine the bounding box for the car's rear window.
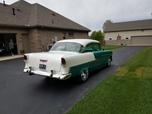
[50,42,84,52]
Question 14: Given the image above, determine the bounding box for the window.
[93,43,101,51]
[84,44,93,52]
[50,42,83,52]
[84,43,101,52]
[126,37,129,40]
[68,32,74,37]
[109,38,112,40]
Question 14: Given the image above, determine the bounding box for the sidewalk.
[0,55,23,61]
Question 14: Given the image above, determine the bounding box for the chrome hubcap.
[81,70,88,81]
[108,59,111,66]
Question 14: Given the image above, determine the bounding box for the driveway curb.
[0,55,23,61]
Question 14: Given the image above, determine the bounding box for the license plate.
[39,64,46,69]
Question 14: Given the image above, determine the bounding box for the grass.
[102,45,124,50]
[66,47,152,114]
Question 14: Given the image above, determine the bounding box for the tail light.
[61,58,66,65]
[24,55,27,60]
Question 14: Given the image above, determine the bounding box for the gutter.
[0,24,91,32]
[104,27,152,33]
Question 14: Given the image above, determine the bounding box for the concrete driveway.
[0,46,147,114]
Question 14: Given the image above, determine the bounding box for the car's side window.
[84,43,101,52]
[84,43,93,52]
[93,43,101,51]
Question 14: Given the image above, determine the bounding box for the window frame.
[84,43,101,52]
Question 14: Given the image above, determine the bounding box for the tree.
[90,31,96,40]
[102,20,113,31]
[90,30,104,43]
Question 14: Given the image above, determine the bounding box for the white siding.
[105,30,152,46]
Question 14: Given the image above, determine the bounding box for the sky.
[3,0,152,32]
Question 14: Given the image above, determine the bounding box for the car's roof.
[57,39,99,46]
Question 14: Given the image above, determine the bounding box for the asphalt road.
[0,46,147,114]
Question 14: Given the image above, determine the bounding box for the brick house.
[104,19,152,46]
[0,0,90,55]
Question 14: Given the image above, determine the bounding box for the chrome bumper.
[23,68,71,80]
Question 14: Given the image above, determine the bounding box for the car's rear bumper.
[23,68,71,80]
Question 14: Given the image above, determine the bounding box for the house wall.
[0,27,89,54]
[74,31,89,38]
[29,28,89,52]
[28,29,41,52]
[104,29,152,46]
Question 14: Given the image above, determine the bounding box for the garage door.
[131,36,152,46]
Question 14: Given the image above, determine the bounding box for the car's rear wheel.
[78,69,89,83]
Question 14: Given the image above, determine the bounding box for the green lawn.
[102,45,124,50]
[66,47,152,114]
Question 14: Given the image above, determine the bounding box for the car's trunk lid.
[27,51,76,72]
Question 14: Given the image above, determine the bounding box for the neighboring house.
[0,0,90,54]
[104,19,152,46]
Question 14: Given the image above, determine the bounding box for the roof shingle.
[0,0,90,32]
[104,19,152,32]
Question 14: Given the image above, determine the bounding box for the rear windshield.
[50,42,84,52]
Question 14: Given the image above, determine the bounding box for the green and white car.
[23,39,113,83]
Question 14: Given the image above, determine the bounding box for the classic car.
[23,39,113,82]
